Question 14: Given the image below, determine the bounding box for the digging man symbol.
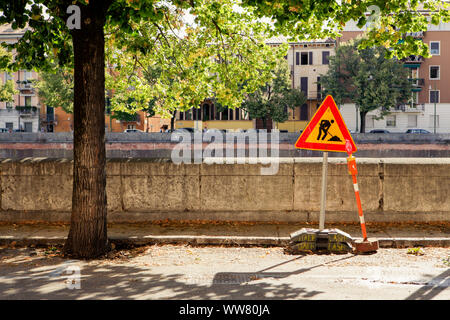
[317,119,342,142]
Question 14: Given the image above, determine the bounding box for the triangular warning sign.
[295,95,357,153]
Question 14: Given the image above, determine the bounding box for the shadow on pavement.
[0,252,351,300]
[406,269,450,300]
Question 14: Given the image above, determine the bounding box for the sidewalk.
[0,221,449,248]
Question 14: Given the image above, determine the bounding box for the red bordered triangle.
[295,95,357,153]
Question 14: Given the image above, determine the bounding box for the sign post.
[289,95,377,254]
[319,151,328,231]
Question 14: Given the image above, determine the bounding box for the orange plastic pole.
[347,155,368,241]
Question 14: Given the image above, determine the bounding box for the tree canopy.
[0,47,17,102]
[239,58,307,126]
[320,39,412,133]
[242,0,450,59]
[105,0,286,119]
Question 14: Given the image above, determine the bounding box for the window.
[24,122,33,132]
[4,72,13,81]
[316,76,321,99]
[430,42,440,55]
[300,104,308,120]
[25,96,32,106]
[430,90,439,103]
[301,52,308,65]
[407,115,417,127]
[308,52,313,65]
[386,115,396,127]
[6,101,13,108]
[5,123,13,131]
[235,108,240,120]
[24,70,32,81]
[430,66,439,79]
[295,52,300,65]
[322,51,330,65]
[300,77,308,96]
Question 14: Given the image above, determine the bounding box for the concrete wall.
[0,158,448,223]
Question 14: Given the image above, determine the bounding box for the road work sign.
[295,95,357,153]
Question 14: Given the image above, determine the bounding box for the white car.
[123,129,143,133]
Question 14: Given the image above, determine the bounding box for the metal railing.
[393,103,425,112]
[402,55,424,63]
[409,78,425,86]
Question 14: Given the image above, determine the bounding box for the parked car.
[123,129,143,133]
[369,129,390,133]
[174,128,200,133]
[405,129,431,134]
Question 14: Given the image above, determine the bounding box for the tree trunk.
[64,2,110,258]
[360,111,367,133]
[170,112,175,132]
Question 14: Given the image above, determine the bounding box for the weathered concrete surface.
[0,158,449,223]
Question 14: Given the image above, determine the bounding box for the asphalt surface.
[0,245,448,300]
[0,221,448,300]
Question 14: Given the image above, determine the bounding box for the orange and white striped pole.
[346,154,368,241]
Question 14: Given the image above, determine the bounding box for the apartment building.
[270,37,336,132]
[339,20,450,133]
[0,24,40,132]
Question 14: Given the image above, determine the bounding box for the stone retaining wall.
[0,158,448,223]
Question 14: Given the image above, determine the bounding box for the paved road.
[0,245,448,300]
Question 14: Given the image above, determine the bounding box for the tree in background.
[105,1,285,127]
[34,68,74,114]
[320,39,412,133]
[0,47,18,103]
[239,59,306,128]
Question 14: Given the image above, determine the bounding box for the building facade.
[0,25,40,132]
[339,20,450,133]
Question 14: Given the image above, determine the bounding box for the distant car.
[174,128,200,133]
[123,129,143,133]
[369,129,390,133]
[405,129,431,134]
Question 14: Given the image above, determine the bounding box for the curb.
[1,236,449,248]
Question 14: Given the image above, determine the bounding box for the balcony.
[405,31,424,39]
[402,55,424,67]
[391,103,425,113]
[15,106,39,117]
[409,78,424,86]
[16,80,34,90]
[409,78,424,92]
